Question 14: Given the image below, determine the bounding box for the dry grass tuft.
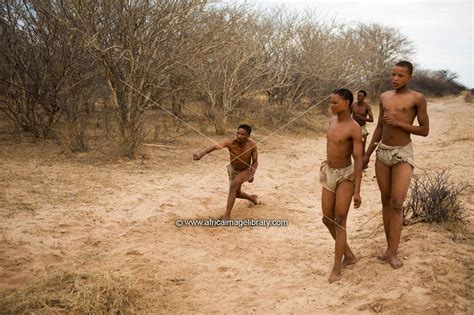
[403,169,469,226]
[0,271,152,314]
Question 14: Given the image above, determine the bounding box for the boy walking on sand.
[193,124,258,219]
[351,90,374,168]
[363,61,429,269]
[320,88,363,283]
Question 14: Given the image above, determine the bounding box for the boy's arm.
[352,125,363,208]
[383,94,429,136]
[193,140,230,160]
[366,105,374,122]
[364,99,384,163]
[246,144,258,182]
[354,105,374,123]
[352,113,365,125]
[249,144,258,175]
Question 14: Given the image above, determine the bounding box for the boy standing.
[320,88,363,283]
[193,124,258,219]
[363,61,429,269]
[351,90,374,168]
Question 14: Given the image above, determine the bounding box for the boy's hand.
[362,154,370,166]
[353,114,364,124]
[192,152,201,160]
[353,193,361,209]
[247,168,255,183]
[383,114,400,127]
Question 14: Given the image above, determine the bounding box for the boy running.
[193,124,258,219]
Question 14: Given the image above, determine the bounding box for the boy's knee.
[391,199,404,212]
[229,181,240,191]
[334,216,345,226]
[381,194,391,205]
[322,216,331,226]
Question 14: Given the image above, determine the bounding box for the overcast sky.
[253,0,473,88]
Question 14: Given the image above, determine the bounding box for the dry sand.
[0,95,473,313]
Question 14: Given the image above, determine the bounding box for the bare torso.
[326,117,359,168]
[228,139,256,171]
[381,90,420,146]
[351,102,370,126]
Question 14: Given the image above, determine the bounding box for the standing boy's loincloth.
[319,161,354,193]
[361,125,369,137]
[376,142,414,167]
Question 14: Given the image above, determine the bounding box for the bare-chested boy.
[193,124,258,219]
[320,88,363,283]
[351,90,374,168]
[363,61,429,269]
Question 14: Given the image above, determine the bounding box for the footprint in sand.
[217,266,230,272]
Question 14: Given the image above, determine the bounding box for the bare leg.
[328,181,355,283]
[321,188,357,269]
[224,172,248,219]
[386,162,413,269]
[224,188,238,220]
[236,188,258,205]
[341,252,359,268]
[375,158,392,261]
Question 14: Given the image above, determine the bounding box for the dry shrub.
[236,95,326,133]
[117,121,148,159]
[464,90,474,103]
[96,104,147,159]
[260,104,295,129]
[410,69,466,97]
[264,105,327,135]
[403,169,469,225]
[0,271,151,314]
[55,116,89,152]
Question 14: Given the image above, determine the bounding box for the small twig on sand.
[428,263,437,283]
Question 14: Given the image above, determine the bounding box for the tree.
[348,23,413,98]
[53,0,211,157]
[187,7,278,134]
[0,0,95,140]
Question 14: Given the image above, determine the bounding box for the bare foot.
[342,255,359,268]
[249,194,258,205]
[387,255,403,269]
[377,250,389,261]
[328,269,341,283]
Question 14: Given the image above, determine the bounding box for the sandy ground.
[0,95,473,313]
